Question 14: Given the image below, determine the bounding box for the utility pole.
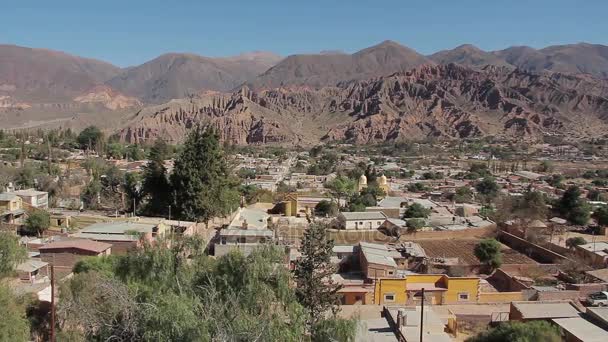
[50,265,56,342]
[420,287,425,342]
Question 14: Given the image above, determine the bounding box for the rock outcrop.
[118,64,608,145]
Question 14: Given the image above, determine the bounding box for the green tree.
[77,126,103,150]
[407,182,429,193]
[453,186,473,203]
[141,141,171,216]
[406,218,425,233]
[556,186,591,225]
[171,127,239,224]
[593,205,608,226]
[566,236,587,249]
[0,232,27,278]
[315,200,339,217]
[82,179,101,209]
[0,285,30,342]
[105,142,125,159]
[466,320,560,342]
[294,222,341,332]
[474,238,502,270]
[403,203,431,218]
[326,175,356,207]
[24,210,50,236]
[475,176,499,200]
[125,144,145,161]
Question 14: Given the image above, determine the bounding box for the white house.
[339,211,387,230]
[12,189,49,209]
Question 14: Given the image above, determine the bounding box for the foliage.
[556,186,591,225]
[24,210,51,236]
[348,185,383,211]
[474,238,502,270]
[465,163,492,179]
[593,205,608,226]
[475,176,499,200]
[565,236,587,249]
[403,203,431,218]
[141,141,171,216]
[537,160,554,173]
[293,222,341,332]
[106,143,125,159]
[407,182,429,193]
[0,285,30,342]
[325,175,356,206]
[546,174,564,187]
[307,152,338,176]
[81,179,102,209]
[125,144,145,161]
[57,238,353,341]
[171,127,240,223]
[466,320,561,342]
[0,232,27,278]
[315,200,339,217]
[77,126,104,150]
[406,218,425,232]
[453,186,473,203]
[422,171,443,180]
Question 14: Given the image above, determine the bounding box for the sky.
[1,0,606,67]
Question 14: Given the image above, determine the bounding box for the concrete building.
[575,242,608,268]
[0,193,25,224]
[12,188,49,209]
[552,317,608,342]
[215,207,273,257]
[72,221,167,254]
[339,211,387,230]
[39,239,112,270]
[509,301,580,321]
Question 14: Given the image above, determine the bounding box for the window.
[388,271,394,275]
[360,222,363,225]
[355,295,363,302]
[458,292,470,301]
[384,293,395,302]
[238,237,246,244]
[377,221,381,225]
[221,237,227,245]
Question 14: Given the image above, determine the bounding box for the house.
[390,307,452,342]
[16,259,49,283]
[11,189,49,209]
[0,193,25,224]
[575,242,608,268]
[359,242,400,278]
[39,239,112,270]
[552,317,608,342]
[214,207,274,257]
[371,274,480,306]
[339,212,387,230]
[509,301,580,321]
[72,221,167,254]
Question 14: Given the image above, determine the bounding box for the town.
[1,125,608,341]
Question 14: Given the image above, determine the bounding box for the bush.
[315,200,339,217]
[406,218,425,232]
[474,238,502,270]
[403,203,431,218]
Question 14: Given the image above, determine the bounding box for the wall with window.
[444,277,479,303]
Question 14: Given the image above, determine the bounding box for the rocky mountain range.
[2,41,608,144]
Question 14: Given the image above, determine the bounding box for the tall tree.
[0,285,30,342]
[325,175,356,207]
[141,139,171,216]
[293,222,341,333]
[171,127,239,224]
[24,210,51,237]
[0,232,27,278]
[77,126,104,151]
[556,186,591,225]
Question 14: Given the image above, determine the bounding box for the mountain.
[497,43,608,78]
[0,44,121,102]
[429,44,512,68]
[247,40,432,90]
[106,52,282,103]
[117,64,608,145]
[430,43,608,79]
[73,85,142,110]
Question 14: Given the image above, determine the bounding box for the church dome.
[379,174,388,184]
[359,174,368,185]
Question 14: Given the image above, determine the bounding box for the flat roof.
[512,302,580,319]
[12,189,48,196]
[0,193,18,201]
[80,221,158,235]
[219,228,273,237]
[552,317,608,342]
[341,211,387,221]
[39,239,112,253]
[587,307,608,325]
[72,233,140,242]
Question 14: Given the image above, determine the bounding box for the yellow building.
[372,274,480,306]
[378,174,390,195]
[282,193,298,217]
[0,193,25,224]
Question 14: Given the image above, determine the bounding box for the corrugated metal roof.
[341,211,387,221]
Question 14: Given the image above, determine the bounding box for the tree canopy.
[171,127,240,223]
[0,232,27,278]
[474,238,502,270]
[403,203,431,219]
[77,126,104,151]
[24,210,50,236]
[556,186,591,225]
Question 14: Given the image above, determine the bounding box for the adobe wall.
[498,230,571,264]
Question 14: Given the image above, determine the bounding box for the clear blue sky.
[2,0,606,67]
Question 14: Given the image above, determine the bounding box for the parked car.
[587,291,608,306]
